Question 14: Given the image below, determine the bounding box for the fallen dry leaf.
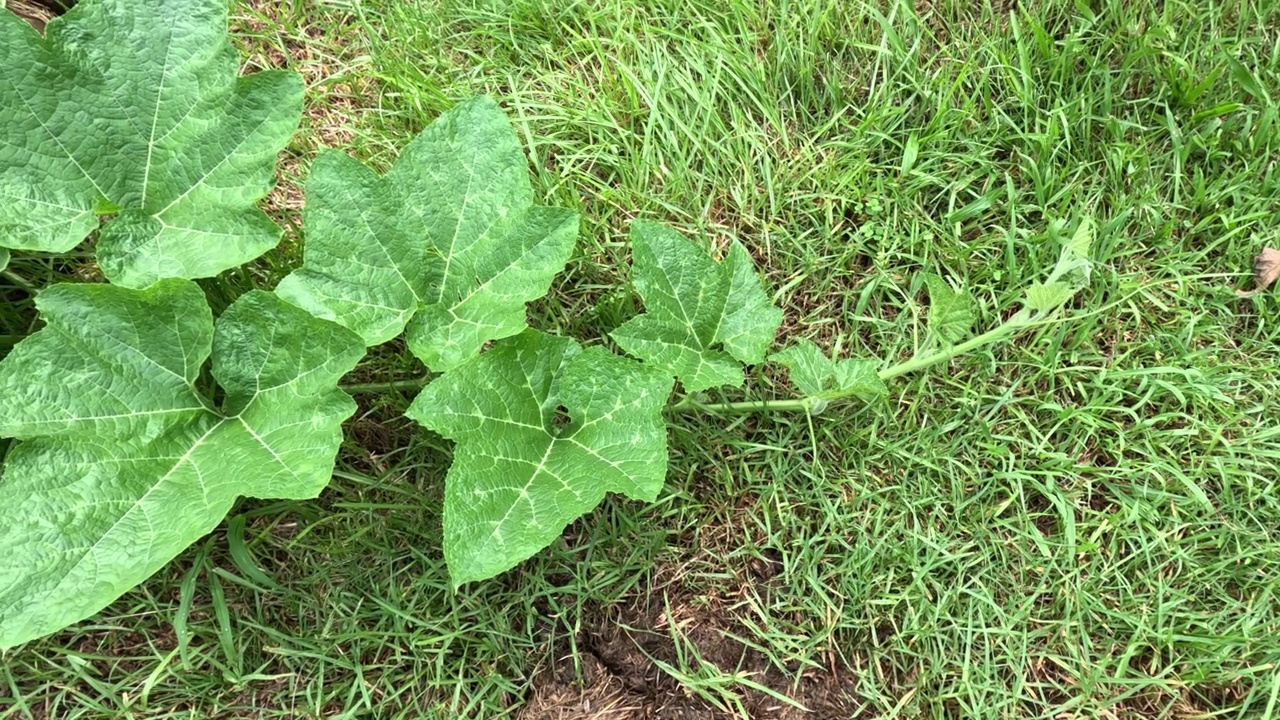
[7,0,57,31]
[1237,247,1280,296]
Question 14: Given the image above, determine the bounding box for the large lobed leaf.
[277,97,578,372]
[611,222,782,392]
[407,331,673,586]
[0,280,364,648]
[0,0,302,288]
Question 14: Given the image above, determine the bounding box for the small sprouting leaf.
[770,339,886,400]
[0,0,303,288]
[924,274,974,344]
[1064,217,1094,261]
[0,281,364,648]
[277,98,577,371]
[611,221,782,392]
[1024,281,1075,312]
[407,330,673,586]
[1029,217,1094,309]
[1053,217,1095,282]
[0,249,8,274]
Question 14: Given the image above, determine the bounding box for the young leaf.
[924,274,974,344]
[1024,280,1075,312]
[1028,217,1094,310]
[1053,217,1095,283]
[0,0,303,288]
[769,341,830,396]
[1064,217,1094,262]
[407,330,673,586]
[0,281,364,648]
[611,222,782,392]
[901,133,920,175]
[276,98,577,371]
[770,339,887,400]
[831,359,886,399]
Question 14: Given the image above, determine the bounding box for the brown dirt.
[519,593,864,720]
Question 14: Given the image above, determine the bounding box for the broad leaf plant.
[0,0,1097,648]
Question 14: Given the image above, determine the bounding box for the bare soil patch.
[520,593,864,720]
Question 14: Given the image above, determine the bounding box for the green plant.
[0,0,301,287]
[0,281,363,645]
[0,0,1095,650]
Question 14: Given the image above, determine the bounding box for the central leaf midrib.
[441,207,562,314]
[139,12,179,208]
[34,411,225,619]
[48,322,192,393]
[11,406,202,430]
[37,379,303,613]
[487,438,559,544]
[155,107,280,217]
[699,264,731,351]
[427,151,525,309]
[352,180,419,303]
[432,144,482,306]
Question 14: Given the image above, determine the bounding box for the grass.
[5,0,1280,717]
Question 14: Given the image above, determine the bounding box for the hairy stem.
[673,307,1038,415]
[342,308,1043,415]
[875,308,1032,383]
[665,396,815,414]
[342,377,434,394]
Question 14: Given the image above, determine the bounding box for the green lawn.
[6,0,1280,717]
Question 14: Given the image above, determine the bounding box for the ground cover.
[4,0,1280,718]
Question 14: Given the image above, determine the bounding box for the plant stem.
[875,308,1031,383]
[666,396,814,414]
[341,377,433,394]
[2,270,35,291]
[673,308,1036,415]
[340,309,1040,413]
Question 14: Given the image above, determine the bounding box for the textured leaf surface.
[770,339,886,400]
[611,222,781,392]
[1064,217,1095,263]
[1049,218,1094,285]
[924,275,974,344]
[277,98,577,371]
[407,331,673,586]
[1025,281,1075,312]
[1027,218,1095,309]
[0,281,363,648]
[0,0,302,287]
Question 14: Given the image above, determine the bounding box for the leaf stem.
[672,307,1038,415]
[2,270,35,291]
[665,396,815,414]
[341,377,433,394]
[341,308,1043,414]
